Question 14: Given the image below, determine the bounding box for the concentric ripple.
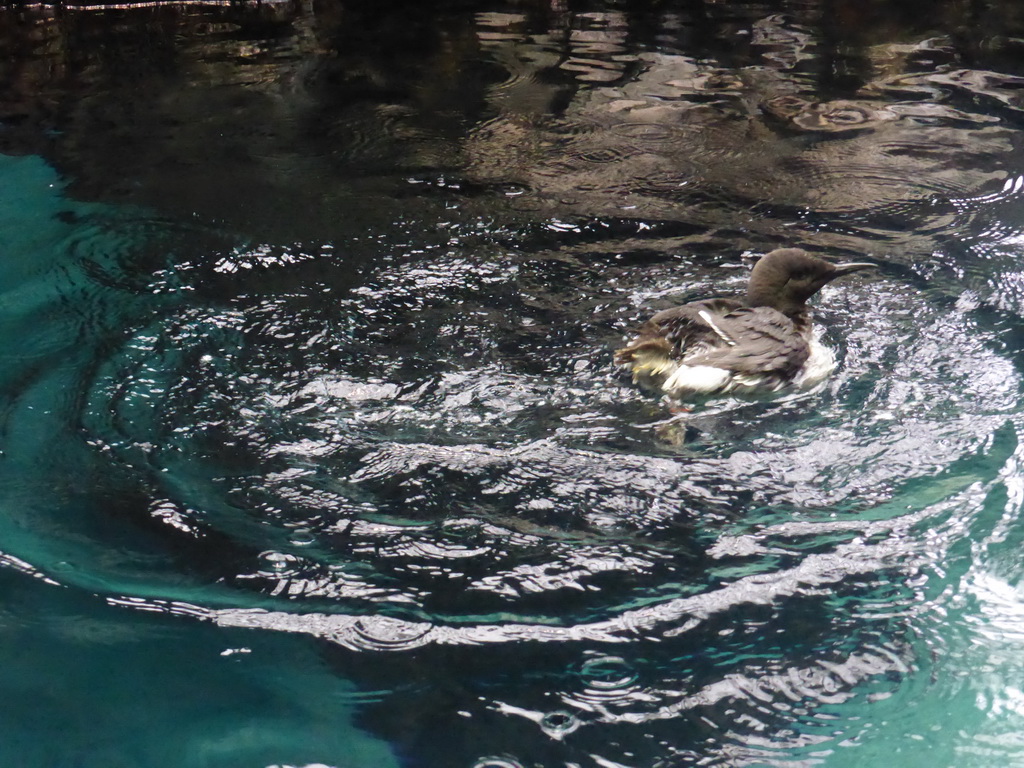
[8,6,1024,764]
[15,214,1003,767]
[66,238,1016,627]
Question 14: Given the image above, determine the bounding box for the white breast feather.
[662,364,732,396]
[624,328,837,398]
[791,334,837,390]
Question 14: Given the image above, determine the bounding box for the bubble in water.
[471,757,524,768]
[351,616,434,651]
[540,709,580,738]
[288,528,317,547]
[580,655,638,690]
[257,551,300,576]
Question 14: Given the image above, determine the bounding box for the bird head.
[746,248,876,313]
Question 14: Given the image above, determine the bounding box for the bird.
[614,248,876,400]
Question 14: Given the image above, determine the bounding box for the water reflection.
[4,1,1024,767]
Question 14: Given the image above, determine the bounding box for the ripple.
[66,242,1021,652]
[351,616,435,651]
[471,758,524,768]
[539,710,580,738]
[8,9,1024,768]
[578,655,638,692]
[872,68,1024,116]
[608,122,678,141]
[572,146,638,164]
[762,96,899,134]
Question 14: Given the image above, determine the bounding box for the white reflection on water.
[156,519,918,651]
[9,5,1024,765]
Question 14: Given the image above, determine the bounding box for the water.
[3,1,1024,765]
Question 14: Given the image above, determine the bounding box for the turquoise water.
[5,2,1024,766]
[0,156,397,767]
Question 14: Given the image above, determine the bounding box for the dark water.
[4,1,1024,765]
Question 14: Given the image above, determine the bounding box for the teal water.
[4,2,1024,766]
[0,155,398,767]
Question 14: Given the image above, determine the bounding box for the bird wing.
[613,299,745,362]
[615,299,809,379]
[683,306,810,377]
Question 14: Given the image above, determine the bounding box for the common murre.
[614,248,876,399]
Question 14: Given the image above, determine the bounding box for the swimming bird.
[614,248,876,399]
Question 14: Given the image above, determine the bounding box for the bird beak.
[832,261,877,275]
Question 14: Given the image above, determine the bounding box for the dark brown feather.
[615,300,809,377]
[615,249,875,397]
[682,306,810,377]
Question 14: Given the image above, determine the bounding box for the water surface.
[3,1,1024,766]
